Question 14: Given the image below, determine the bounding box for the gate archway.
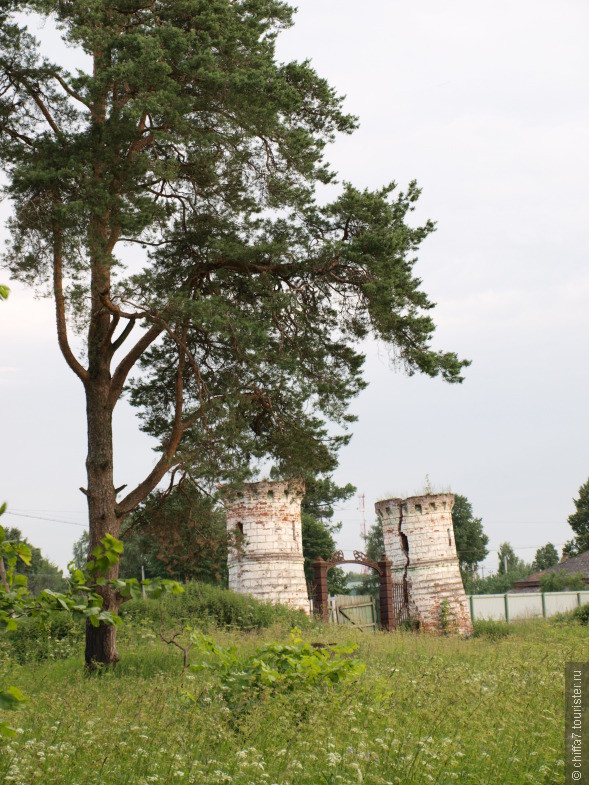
[312,550,407,631]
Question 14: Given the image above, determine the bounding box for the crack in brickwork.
[398,502,410,607]
[375,493,473,635]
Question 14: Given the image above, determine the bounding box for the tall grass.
[0,593,584,784]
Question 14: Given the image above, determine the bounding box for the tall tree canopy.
[451,494,488,579]
[1,0,467,665]
[565,477,589,556]
[532,542,559,572]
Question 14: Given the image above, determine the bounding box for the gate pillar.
[312,557,329,621]
[378,558,394,631]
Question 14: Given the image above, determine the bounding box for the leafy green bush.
[188,627,364,714]
[120,581,312,631]
[472,619,512,640]
[4,613,83,664]
[539,571,586,592]
[573,603,589,625]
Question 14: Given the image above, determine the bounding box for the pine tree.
[1,1,468,665]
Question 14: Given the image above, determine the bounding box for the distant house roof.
[511,549,589,591]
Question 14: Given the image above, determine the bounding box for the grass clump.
[472,618,512,640]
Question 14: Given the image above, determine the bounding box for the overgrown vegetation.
[0,601,584,785]
[120,582,311,632]
[539,570,586,592]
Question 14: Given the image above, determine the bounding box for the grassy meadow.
[0,589,586,785]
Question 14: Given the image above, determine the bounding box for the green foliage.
[300,478,355,595]
[532,542,560,571]
[0,685,26,738]
[451,494,489,579]
[359,522,385,597]
[0,284,8,301]
[0,519,114,733]
[71,530,89,572]
[567,477,589,554]
[188,627,364,713]
[2,527,64,594]
[472,619,512,640]
[301,478,356,527]
[301,513,347,595]
[363,522,385,562]
[3,619,586,782]
[1,0,467,500]
[0,516,181,732]
[539,571,586,593]
[467,563,535,595]
[463,541,536,594]
[3,612,83,664]
[497,542,528,575]
[439,599,453,634]
[120,485,229,585]
[573,603,589,625]
[121,581,310,632]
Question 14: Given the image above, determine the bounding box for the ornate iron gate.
[312,550,409,631]
[391,580,410,627]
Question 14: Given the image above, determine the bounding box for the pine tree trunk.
[84,373,121,668]
[84,187,121,667]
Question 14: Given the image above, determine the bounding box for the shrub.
[4,613,83,664]
[539,571,586,592]
[188,627,364,715]
[120,581,312,631]
[573,603,589,625]
[472,619,512,640]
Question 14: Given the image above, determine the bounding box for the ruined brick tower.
[225,480,310,613]
[375,493,472,635]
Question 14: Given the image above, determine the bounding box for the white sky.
[1,0,589,574]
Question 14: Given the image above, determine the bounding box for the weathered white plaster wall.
[225,480,309,613]
[375,493,473,635]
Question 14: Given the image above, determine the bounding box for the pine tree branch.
[108,323,163,408]
[110,319,135,354]
[52,216,88,383]
[18,75,61,136]
[115,346,188,517]
[51,71,97,117]
[0,122,34,147]
[104,312,120,348]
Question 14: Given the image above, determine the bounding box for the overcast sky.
[1,0,589,574]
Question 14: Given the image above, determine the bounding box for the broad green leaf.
[0,687,28,710]
[0,722,17,738]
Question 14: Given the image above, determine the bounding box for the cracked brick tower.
[225,480,310,613]
[375,493,473,634]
